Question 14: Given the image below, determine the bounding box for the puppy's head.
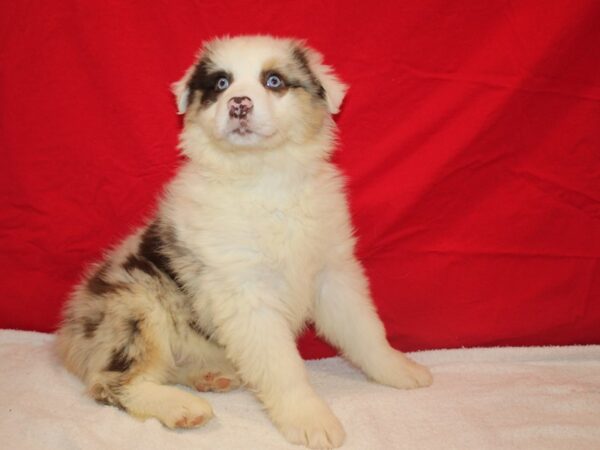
[173,36,347,154]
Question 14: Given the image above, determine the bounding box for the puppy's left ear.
[171,64,196,115]
[300,45,349,115]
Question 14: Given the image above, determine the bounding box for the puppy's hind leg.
[95,377,214,428]
[315,258,433,390]
[86,315,213,428]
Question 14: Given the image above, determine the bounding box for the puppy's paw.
[368,351,433,390]
[391,359,433,389]
[160,396,214,429]
[192,370,241,393]
[273,398,345,449]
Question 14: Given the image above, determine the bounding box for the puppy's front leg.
[315,258,433,390]
[214,295,345,449]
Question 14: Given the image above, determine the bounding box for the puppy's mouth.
[223,119,276,144]
[231,120,252,136]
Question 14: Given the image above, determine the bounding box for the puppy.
[57,35,432,449]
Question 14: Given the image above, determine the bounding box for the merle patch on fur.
[188,56,233,107]
[87,264,122,296]
[91,381,127,411]
[123,254,158,277]
[95,395,126,411]
[106,346,133,373]
[292,47,326,100]
[83,313,104,338]
[104,319,141,372]
[188,319,212,341]
[128,318,141,336]
[139,222,183,289]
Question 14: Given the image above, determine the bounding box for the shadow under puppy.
[57,35,432,449]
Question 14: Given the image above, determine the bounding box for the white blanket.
[1,330,599,449]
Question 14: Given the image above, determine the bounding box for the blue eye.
[266,74,284,89]
[215,77,229,91]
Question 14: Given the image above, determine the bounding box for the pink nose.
[228,96,253,119]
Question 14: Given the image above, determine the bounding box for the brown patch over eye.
[187,56,233,107]
[261,48,326,102]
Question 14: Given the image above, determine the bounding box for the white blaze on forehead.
[206,36,293,80]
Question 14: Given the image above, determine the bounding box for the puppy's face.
[173,36,347,152]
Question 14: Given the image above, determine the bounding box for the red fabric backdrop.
[1,1,599,358]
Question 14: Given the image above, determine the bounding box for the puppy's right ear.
[171,63,196,115]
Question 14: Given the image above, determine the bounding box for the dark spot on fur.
[128,318,141,336]
[87,264,122,296]
[292,47,326,100]
[188,319,212,341]
[91,382,127,411]
[123,254,158,277]
[106,347,133,373]
[83,313,105,338]
[95,396,126,411]
[104,317,142,372]
[139,222,185,290]
[188,56,233,107]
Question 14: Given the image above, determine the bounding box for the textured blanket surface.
[1,330,599,450]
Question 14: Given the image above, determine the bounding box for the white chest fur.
[162,158,351,330]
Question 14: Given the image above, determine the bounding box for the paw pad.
[174,414,206,428]
[193,372,237,392]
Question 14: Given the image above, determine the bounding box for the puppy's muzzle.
[228,97,253,119]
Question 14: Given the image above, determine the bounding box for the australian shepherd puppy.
[57,35,432,449]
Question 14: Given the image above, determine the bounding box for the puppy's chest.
[190,181,330,269]
[226,190,324,261]
[258,206,320,261]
